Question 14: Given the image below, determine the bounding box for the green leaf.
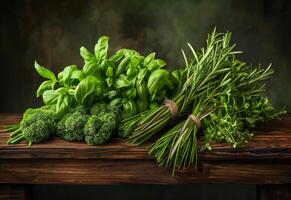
[137,98,149,112]
[115,57,131,77]
[105,90,117,99]
[126,65,139,78]
[123,88,136,99]
[147,69,170,96]
[55,87,67,96]
[136,81,148,100]
[80,47,96,61]
[147,59,166,71]
[83,61,101,76]
[56,94,70,114]
[106,66,114,77]
[123,100,137,117]
[94,36,109,63]
[34,61,56,80]
[42,90,58,105]
[58,65,78,86]
[114,75,131,88]
[137,68,148,86]
[74,76,102,104]
[109,49,125,63]
[71,70,85,81]
[36,80,53,97]
[109,98,122,107]
[144,52,155,66]
[106,77,114,88]
[130,55,141,68]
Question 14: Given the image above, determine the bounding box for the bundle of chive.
[120,29,285,173]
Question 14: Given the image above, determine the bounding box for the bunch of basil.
[35,36,177,117]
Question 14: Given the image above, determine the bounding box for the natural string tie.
[164,99,179,119]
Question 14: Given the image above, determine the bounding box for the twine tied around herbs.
[189,114,202,129]
[164,99,179,119]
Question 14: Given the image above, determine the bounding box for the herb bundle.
[121,29,285,172]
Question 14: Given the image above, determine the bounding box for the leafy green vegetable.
[34,61,56,80]
[37,80,53,97]
[94,36,109,64]
[7,108,57,145]
[56,106,88,141]
[74,76,103,104]
[84,113,116,145]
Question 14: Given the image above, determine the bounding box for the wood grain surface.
[0,114,291,184]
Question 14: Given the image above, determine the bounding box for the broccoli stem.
[4,125,20,132]
[9,128,22,137]
[7,134,25,144]
[5,124,19,128]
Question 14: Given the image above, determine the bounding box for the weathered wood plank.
[1,159,291,184]
[1,114,291,161]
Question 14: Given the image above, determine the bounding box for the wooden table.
[1,114,291,200]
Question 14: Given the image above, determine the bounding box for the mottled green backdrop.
[1,0,290,113]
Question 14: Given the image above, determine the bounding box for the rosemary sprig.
[150,59,284,172]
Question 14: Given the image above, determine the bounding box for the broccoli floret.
[91,102,121,123]
[7,108,57,145]
[22,120,50,143]
[56,110,88,141]
[108,106,121,123]
[20,108,56,132]
[84,115,102,137]
[90,103,108,115]
[69,105,88,115]
[84,113,116,145]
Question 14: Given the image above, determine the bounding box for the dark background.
[1,0,290,199]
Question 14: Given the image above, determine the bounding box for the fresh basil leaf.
[68,88,75,95]
[35,61,56,80]
[105,90,117,99]
[94,36,109,64]
[71,70,85,81]
[55,87,67,96]
[42,90,58,105]
[52,80,58,89]
[144,52,155,66]
[109,98,122,107]
[147,59,166,71]
[106,66,114,77]
[136,68,148,86]
[80,47,96,61]
[115,57,131,77]
[56,94,70,115]
[123,88,136,99]
[130,55,141,68]
[74,76,102,104]
[106,77,114,88]
[109,49,125,64]
[83,60,100,76]
[58,65,78,86]
[114,75,131,88]
[36,80,53,97]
